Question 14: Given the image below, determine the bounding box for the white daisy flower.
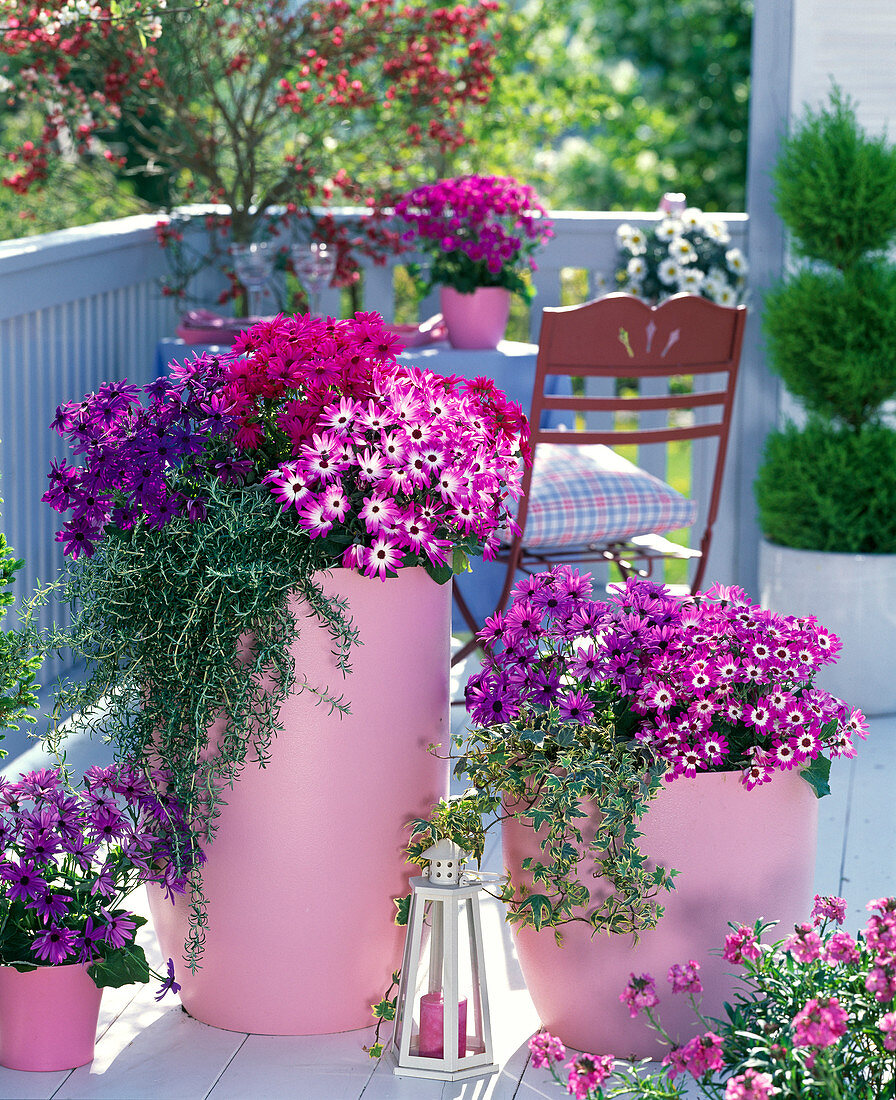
[670,237,697,264]
[658,258,680,285]
[615,223,635,246]
[725,248,748,274]
[655,219,681,241]
[627,256,646,278]
[678,267,705,292]
[714,285,738,306]
[681,207,704,229]
[705,220,731,244]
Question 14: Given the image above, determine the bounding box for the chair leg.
[451,581,485,668]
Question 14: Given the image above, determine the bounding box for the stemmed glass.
[290,242,337,316]
[231,242,273,318]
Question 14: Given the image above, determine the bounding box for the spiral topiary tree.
[755,87,896,553]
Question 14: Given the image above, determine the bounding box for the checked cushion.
[511,443,697,550]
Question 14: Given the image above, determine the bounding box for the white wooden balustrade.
[0,209,750,681]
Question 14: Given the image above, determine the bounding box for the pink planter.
[0,964,102,1071]
[148,567,450,1034]
[503,769,818,1058]
[439,286,511,349]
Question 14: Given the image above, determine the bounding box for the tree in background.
[0,0,499,286]
[451,0,752,212]
[0,478,41,748]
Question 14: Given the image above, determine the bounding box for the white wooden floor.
[1,660,893,1099]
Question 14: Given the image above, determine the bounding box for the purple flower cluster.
[466,567,868,789]
[45,360,236,557]
[395,174,553,280]
[45,312,528,577]
[0,765,194,973]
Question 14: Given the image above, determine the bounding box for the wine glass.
[231,242,273,318]
[290,242,337,316]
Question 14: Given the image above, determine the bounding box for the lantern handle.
[459,870,508,887]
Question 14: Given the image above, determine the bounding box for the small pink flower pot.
[439,286,511,349]
[0,964,102,1071]
[503,769,818,1058]
[148,566,450,1034]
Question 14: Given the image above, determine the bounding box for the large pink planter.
[0,964,102,1071]
[148,567,450,1034]
[440,286,511,349]
[503,770,818,1058]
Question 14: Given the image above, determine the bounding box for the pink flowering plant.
[394,175,553,299]
[445,566,866,938]
[42,310,527,965]
[0,765,195,997]
[529,893,895,1099]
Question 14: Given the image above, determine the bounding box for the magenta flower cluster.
[528,1032,614,1099]
[0,765,194,990]
[46,312,528,577]
[465,566,867,789]
[395,174,553,292]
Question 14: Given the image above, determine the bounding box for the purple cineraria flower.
[99,908,138,949]
[155,958,182,1001]
[31,925,78,964]
[558,690,594,724]
[3,860,48,902]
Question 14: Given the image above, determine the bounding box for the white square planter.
[758,538,896,717]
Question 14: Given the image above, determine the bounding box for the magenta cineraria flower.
[812,893,847,926]
[527,1031,566,1069]
[619,972,660,1018]
[724,1068,775,1100]
[662,1032,724,1080]
[564,1052,615,1098]
[784,922,824,963]
[46,313,528,576]
[723,926,762,965]
[668,959,703,995]
[792,995,848,1049]
[395,175,553,293]
[466,567,864,788]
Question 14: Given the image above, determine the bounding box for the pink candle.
[418,991,467,1058]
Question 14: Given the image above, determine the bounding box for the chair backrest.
[516,292,747,583]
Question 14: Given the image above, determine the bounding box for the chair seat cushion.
[512,443,697,550]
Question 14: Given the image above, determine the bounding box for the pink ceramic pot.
[148,567,451,1034]
[503,769,818,1058]
[439,286,511,349]
[0,964,102,1071]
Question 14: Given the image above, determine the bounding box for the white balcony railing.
[0,210,751,673]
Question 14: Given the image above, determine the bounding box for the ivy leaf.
[371,997,396,1021]
[366,1042,385,1059]
[394,895,411,926]
[800,754,831,799]
[519,893,553,931]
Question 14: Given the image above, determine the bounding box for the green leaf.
[367,1042,385,1059]
[371,997,396,1021]
[88,943,150,989]
[518,893,553,931]
[451,547,471,576]
[393,895,411,926]
[800,754,832,799]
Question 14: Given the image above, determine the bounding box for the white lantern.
[389,840,499,1081]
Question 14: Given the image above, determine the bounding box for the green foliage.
[452,714,674,938]
[762,263,896,429]
[457,0,752,212]
[773,87,896,270]
[757,86,896,552]
[47,478,357,967]
[0,483,41,740]
[756,421,896,553]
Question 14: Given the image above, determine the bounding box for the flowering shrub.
[0,486,40,742]
[612,209,747,305]
[531,894,895,1098]
[1,0,499,299]
[467,568,865,791]
[0,765,194,995]
[395,175,553,299]
[45,312,527,579]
